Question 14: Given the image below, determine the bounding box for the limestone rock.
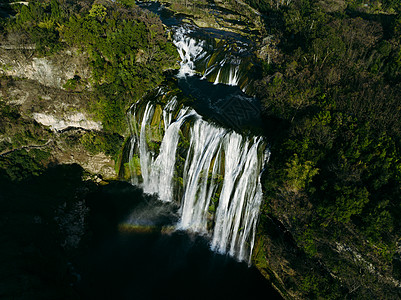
[32,112,102,131]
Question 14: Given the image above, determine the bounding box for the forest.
[249,0,401,298]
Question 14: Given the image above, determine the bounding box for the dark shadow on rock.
[0,164,91,299]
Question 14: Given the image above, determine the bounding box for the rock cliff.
[0,45,117,180]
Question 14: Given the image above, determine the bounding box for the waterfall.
[131,100,194,202]
[126,98,269,263]
[173,27,206,78]
[228,64,240,86]
[172,25,254,92]
[178,119,225,232]
[122,21,265,264]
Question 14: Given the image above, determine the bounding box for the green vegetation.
[0,149,50,181]
[164,0,263,36]
[0,100,52,153]
[250,0,401,297]
[3,0,178,134]
[80,131,123,160]
[60,2,178,133]
[0,0,179,187]
[8,0,64,55]
[62,75,85,91]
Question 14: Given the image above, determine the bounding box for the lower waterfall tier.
[122,91,269,263]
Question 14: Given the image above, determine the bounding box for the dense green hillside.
[249,0,401,298]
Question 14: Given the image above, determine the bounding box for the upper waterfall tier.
[138,2,260,93]
[122,89,269,263]
[172,24,258,93]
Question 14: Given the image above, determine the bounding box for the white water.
[128,99,269,263]
[211,136,266,261]
[135,102,193,202]
[173,26,242,87]
[173,27,206,77]
[178,119,225,232]
[213,68,222,85]
[227,64,240,86]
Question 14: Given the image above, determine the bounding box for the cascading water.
[171,24,256,92]
[173,27,206,77]
[126,95,269,263]
[122,5,268,264]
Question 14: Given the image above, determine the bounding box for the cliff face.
[0,46,117,180]
[0,46,91,89]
